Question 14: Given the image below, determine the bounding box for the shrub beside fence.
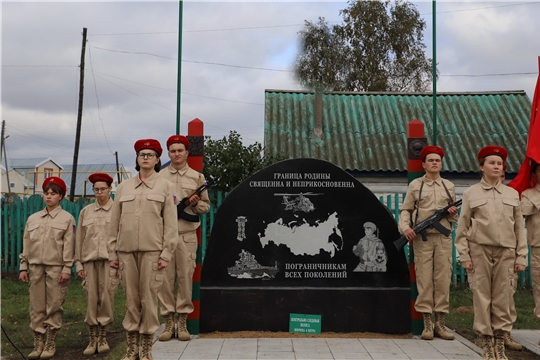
[1,192,533,287]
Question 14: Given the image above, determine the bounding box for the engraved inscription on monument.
[201,159,410,333]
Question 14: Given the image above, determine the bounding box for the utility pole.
[70,27,87,201]
[115,151,122,184]
[176,0,183,134]
[1,120,11,194]
[432,0,437,145]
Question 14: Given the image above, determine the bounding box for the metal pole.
[432,0,437,145]
[176,0,183,135]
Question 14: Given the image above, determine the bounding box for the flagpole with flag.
[508,56,540,195]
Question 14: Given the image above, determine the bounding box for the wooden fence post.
[407,120,427,336]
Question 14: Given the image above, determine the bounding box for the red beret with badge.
[420,145,445,161]
[134,139,162,157]
[88,172,114,184]
[166,135,190,150]
[477,145,507,163]
[42,176,67,194]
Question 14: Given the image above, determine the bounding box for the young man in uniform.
[157,135,210,341]
[399,146,458,341]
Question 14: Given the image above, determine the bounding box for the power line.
[91,73,176,112]
[79,2,540,37]
[87,45,114,154]
[89,45,292,73]
[88,2,540,35]
[440,72,536,78]
[89,70,264,105]
[2,65,77,68]
[421,1,540,16]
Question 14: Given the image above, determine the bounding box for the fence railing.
[377,193,533,288]
[1,192,533,287]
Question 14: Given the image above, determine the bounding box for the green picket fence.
[378,193,533,288]
[1,192,533,287]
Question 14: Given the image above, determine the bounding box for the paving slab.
[149,325,489,360]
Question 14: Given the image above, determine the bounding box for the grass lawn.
[1,273,126,360]
[2,274,540,360]
[445,284,540,360]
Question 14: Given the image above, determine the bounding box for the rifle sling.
[441,179,453,203]
[414,181,424,227]
[414,178,454,228]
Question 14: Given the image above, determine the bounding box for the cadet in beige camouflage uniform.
[75,172,118,356]
[399,145,458,341]
[521,161,540,344]
[108,139,178,360]
[19,177,75,359]
[456,146,527,360]
[158,135,210,342]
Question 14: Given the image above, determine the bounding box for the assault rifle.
[393,199,462,251]
[177,180,210,222]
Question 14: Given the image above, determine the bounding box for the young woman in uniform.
[19,177,76,359]
[521,160,540,342]
[75,173,119,356]
[455,146,527,360]
[108,139,178,360]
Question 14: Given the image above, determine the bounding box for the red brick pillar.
[406,119,427,335]
[187,118,204,335]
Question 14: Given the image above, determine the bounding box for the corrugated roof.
[264,90,531,173]
[9,157,63,169]
[60,164,130,196]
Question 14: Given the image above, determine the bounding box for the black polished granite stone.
[201,158,410,334]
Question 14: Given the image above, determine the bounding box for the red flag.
[508,56,540,195]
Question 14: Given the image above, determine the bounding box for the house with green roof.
[264,89,531,194]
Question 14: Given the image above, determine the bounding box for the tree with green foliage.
[295,0,433,92]
[202,130,284,193]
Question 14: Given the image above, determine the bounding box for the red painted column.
[406,120,427,335]
[186,118,204,335]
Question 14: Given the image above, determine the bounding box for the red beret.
[42,176,66,194]
[134,139,162,157]
[477,145,507,163]
[166,135,190,150]
[88,172,114,184]
[420,145,444,161]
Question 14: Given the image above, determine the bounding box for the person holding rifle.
[456,146,527,360]
[157,135,210,342]
[399,145,458,341]
[108,139,178,360]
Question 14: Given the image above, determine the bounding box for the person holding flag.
[520,161,540,341]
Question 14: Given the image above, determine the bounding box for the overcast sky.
[2,1,539,177]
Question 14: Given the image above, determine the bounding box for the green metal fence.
[1,192,533,287]
[377,193,533,288]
